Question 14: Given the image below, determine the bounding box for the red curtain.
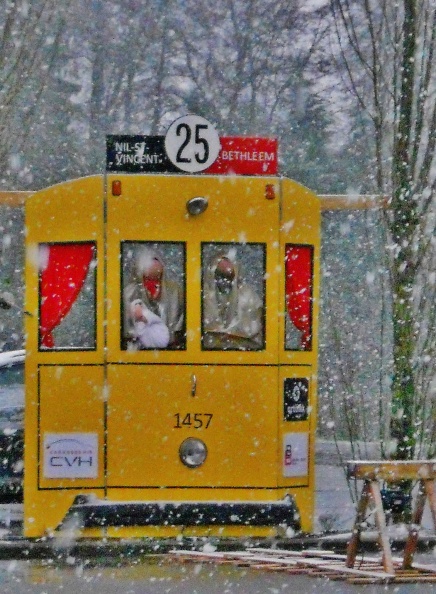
[285,245,313,350]
[39,243,95,348]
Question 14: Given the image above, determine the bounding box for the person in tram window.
[202,250,264,351]
[127,299,170,349]
[123,246,185,350]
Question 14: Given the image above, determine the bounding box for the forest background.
[0,0,435,469]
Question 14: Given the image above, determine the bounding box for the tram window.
[121,241,186,351]
[38,242,97,350]
[201,242,265,351]
[285,244,313,351]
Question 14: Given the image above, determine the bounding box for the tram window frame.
[120,241,187,351]
[200,242,266,352]
[284,244,314,352]
[38,241,97,351]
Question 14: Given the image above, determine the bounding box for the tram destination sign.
[207,136,277,175]
[107,135,277,175]
[107,118,277,175]
[106,135,178,173]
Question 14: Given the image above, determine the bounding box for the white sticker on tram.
[43,432,98,479]
[283,432,309,478]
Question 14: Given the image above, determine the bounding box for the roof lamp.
[186,196,208,216]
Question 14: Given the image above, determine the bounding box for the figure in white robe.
[202,252,263,350]
[124,248,184,350]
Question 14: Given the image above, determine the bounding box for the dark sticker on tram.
[284,378,309,421]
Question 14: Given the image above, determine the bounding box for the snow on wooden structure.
[170,546,436,584]
[170,460,436,585]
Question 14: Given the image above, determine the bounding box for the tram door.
[105,175,281,504]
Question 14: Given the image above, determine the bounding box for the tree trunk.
[388,0,417,462]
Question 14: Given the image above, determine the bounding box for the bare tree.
[329,0,436,461]
[319,208,392,454]
[0,0,67,182]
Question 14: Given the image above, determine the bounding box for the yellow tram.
[24,133,320,539]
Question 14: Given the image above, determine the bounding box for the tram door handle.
[191,374,197,397]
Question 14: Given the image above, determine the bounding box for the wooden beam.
[0,191,34,207]
[347,461,436,481]
[319,194,387,210]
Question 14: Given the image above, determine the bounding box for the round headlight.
[179,438,207,468]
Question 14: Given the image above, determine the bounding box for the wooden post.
[346,481,371,567]
[369,480,394,573]
[403,480,427,568]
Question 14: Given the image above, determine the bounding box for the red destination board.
[206,137,278,175]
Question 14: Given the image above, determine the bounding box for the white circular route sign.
[164,115,221,173]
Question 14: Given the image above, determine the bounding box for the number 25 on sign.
[165,115,220,173]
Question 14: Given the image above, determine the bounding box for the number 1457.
[174,413,213,429]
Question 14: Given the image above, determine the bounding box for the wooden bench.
[346,460,436,573]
